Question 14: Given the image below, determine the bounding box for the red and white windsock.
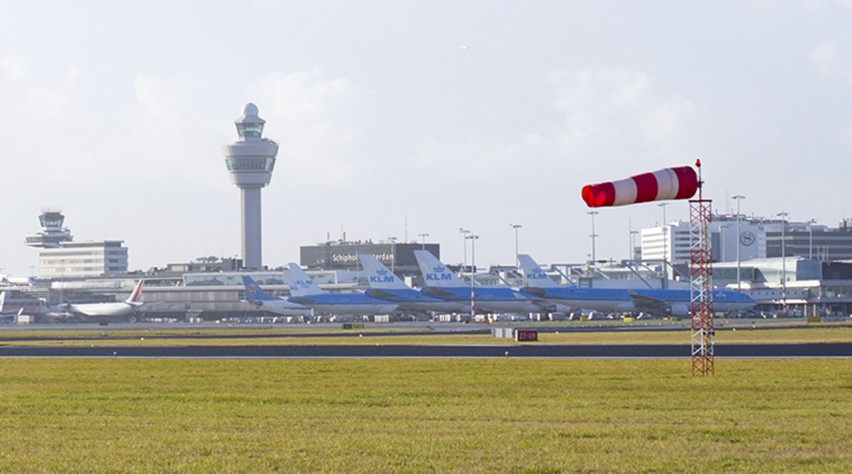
[581,165,699,208]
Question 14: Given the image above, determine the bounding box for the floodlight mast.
[689,158,714,376]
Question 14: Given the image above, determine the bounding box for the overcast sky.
[2,1,852,276]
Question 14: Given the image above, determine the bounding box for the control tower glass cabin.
[25,209,73,248]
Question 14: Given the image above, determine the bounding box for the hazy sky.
[2,1,851,276]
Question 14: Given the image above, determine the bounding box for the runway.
[1,343,849,358]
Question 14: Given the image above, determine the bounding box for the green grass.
[1,325,849,347]
[0,359,849,472]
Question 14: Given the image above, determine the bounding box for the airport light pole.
[587,211,598,264]
[658,202,668,286]
[509,223,522,267]
[418,233,429,250]
[459,228,470,274]
[777,212,788,315]
[388,236,397,273]
[732,195,745,291]
[718,224,730,264]
[629,230,639,261]
[466,234,479,321]
[808,219,816,260]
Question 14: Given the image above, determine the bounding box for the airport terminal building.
[37,241,129,279]
[5,206,852,322]
[300,240,440,285]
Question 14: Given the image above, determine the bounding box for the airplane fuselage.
[422,286,544,314]
[248,299,311,316]
[69,302,137,318]
[288,293,397,316]
[364,288,468,313]
[520,287,755,316]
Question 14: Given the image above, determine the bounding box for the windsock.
[582,166,698,208]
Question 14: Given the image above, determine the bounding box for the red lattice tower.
[581,160,710,375]
[689,160,714,376]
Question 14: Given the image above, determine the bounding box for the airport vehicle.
[240,275,312,317]
[413,250,551,315]
[358,254,467,315]
[517,254,756,317]
[282,263,398,317]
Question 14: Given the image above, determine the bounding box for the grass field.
[0,358,849,472]
[0,323,849,347]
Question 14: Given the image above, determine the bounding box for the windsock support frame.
[689,161,714,376]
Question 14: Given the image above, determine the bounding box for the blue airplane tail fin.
[413,250,466,287]
[283,263,324,297]
[242,275,274,301]
[358,254,409,290]
[518,254,563,288]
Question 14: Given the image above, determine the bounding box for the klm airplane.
[240,275,312,317]
[516,254,575,315]
[517,254,756,317]
[358,254,467,314]
[413,250,552,315]
[282,263,398,317]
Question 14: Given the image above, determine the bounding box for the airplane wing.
[521,287,547,298]
[364,288,404,300]
[422,287,461,298]
[516,287,570,314]
[627,290,670,314]
[288,296,318,306]
[528,300,558,313]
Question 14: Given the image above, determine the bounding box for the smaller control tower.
[222,103,279,270]
[25,209,73,248]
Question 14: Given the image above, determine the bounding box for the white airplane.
[66,280,147,322]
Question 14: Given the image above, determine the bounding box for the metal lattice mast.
[689,160,714,376]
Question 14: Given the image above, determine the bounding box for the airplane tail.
[518,254,563,288]
[358,254,409,290]
[0,291,6,313]
[124,280,144,306]
[413,250,466,287]
[241,275,275,301]
[283,263,324,297]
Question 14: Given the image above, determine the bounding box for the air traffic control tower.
[25,209,73,248]
[222,103,279,269]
